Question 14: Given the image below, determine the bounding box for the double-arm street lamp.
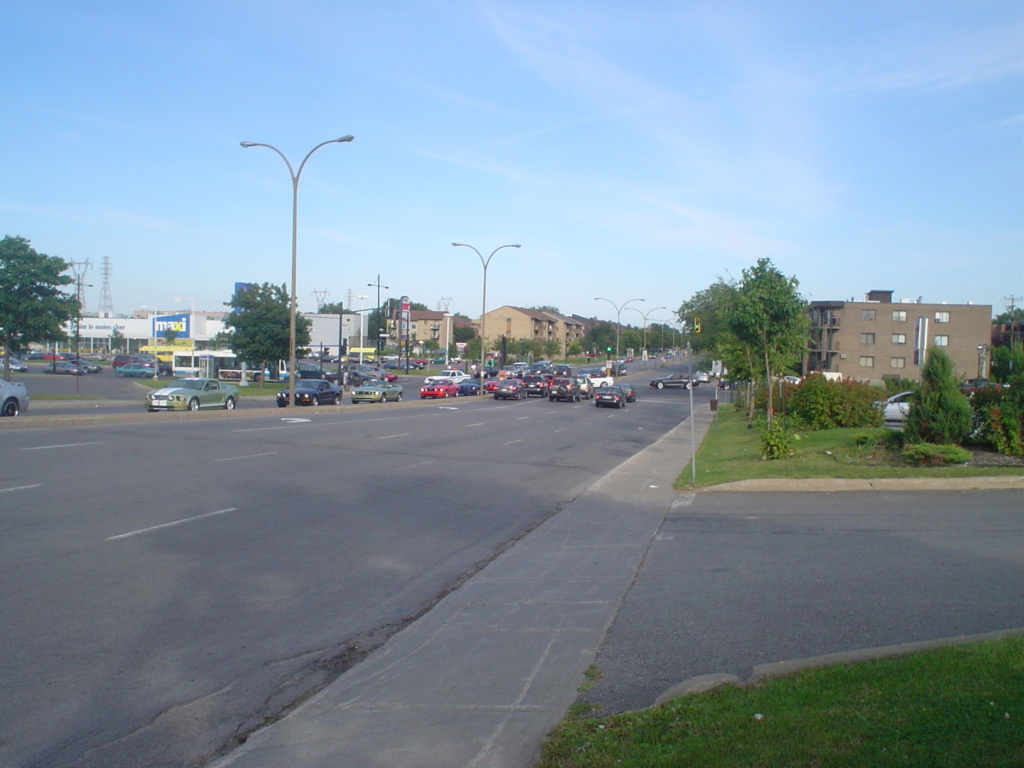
[240,135,354,407]
[453,242,521,392]
[367,274,389,359]
[594,296,644,360]
[627,305,666,365]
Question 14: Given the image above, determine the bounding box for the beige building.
[479,306,587,356]
[806,290,992,382]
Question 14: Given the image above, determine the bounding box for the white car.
[879,391,914,425]
[578,368,614,388]
[423,369,471,385]
[0,379,29,417]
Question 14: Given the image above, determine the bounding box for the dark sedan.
[594,386,628,409]
[521,375,549,398]
[494,379,527,400]
[458,380,481,396]
[276,379,342,407]
[618,382,638,402]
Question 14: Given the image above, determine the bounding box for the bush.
[905,348,972,445]
[987,404,1024,457]
[760,418,793,460]
[901,443,971,466]
[787,375,883,430]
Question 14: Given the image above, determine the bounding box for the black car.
[494,379,527,400]
[548,377,580,402]
[296,367,340,384]
[649,373,697,390]
[594,386,627,409]
[618,382,637,402]
[521,375,550,397]
[276,379,342,407]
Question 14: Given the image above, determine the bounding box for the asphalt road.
[0,366,703,768]
[580,488,1024,714]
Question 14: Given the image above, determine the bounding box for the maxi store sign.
[153,312,191,340]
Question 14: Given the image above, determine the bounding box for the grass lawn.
[680,407,1023,490]
[536,635,1024,768]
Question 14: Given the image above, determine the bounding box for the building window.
[890,357,906,369]
[859,356,874,367]
[935,311,950,323]
[861,309,876,321]
[934,335,949,346]
[891,333,906,345]
[860,333,875,344]
[892,310,907,322]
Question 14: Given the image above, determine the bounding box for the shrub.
[760,418,793,460]
[987,404,1024,457]
[901,443,971,466]
[788,375,883,430]
[905,348,971,445]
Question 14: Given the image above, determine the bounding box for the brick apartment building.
[806,290,992,383]
[479,306,587,356]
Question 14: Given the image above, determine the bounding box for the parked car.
[458,380,481,396]
[424,369,470,385]
[548,377,581,402]
[649,373,697,390]
[494,379,527,400]
[44,361,86,375]
[295,367,340,384]
[118,362,157,378]
[420,379,459,399]
[618,382,638,402]
[0,379,29,416]
[276,379,342,407]
[66,358,102,373]
[351,380,404,403]
[147,378,239,411]
[594,386,628,409]
[112,354,152,370]
[1,357,28,373]
[521,374,550,398]
[878,390,914,425]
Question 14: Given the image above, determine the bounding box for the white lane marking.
[517,416,529,420]
[21,441,106,451]
[438,406,459,410]
[0,484,42,494]
[378,433,410,440]
[405,460,436,469]
[466,422,486,427]
[214,452,278,462]
[106,508,239,541]
[554,428,567,433]
[281,417,311,423]
[503,439,523,446]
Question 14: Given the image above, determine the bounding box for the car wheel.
[188,398,200,412]
[396,392,403,402]
[224,397,236,410]
[656,381,665,389]
[1,398,19,417]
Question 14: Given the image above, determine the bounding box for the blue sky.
[2,1,1021,327]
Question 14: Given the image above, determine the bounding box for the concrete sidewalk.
[210,407,717,768]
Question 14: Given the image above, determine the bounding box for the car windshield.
[174,379,205,390]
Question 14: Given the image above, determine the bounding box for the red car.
[420,379,459,399]
[484,379,501,393]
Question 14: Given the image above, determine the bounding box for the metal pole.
[240,136,353,407]
[688,339,696,485]
[453,243,521,394]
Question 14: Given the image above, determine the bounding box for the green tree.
[585,322,616,355]
[109,328,125,353]
[727,259,808,424]
[223,282,311,375]
[0,236,77,380]
[677,280,740,355]
[529,305,561,314]
[905,347,972,445]
[318,301,345,315]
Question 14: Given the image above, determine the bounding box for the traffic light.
[693,317,702,334]
[606,346,613,353]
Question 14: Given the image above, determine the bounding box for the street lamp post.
[453,243,521,392]
[367,275,389,361]
[240,134,354,407]
[626,305,666,367]
[357,295,369,364]
[594,296,644,361]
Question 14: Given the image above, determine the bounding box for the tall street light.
[367,274,389,360]
[594,296,644,361]
[627,305,666,366]
[453,242,521,392]
[240,135,354,407]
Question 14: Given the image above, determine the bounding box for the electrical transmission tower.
[312,288,329,311]
[69,259,92,310]
[438,297,452,312]
[98,256,114,317]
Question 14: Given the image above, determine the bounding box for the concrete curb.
[705,476,1024,492]
[654,627,1024,707]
